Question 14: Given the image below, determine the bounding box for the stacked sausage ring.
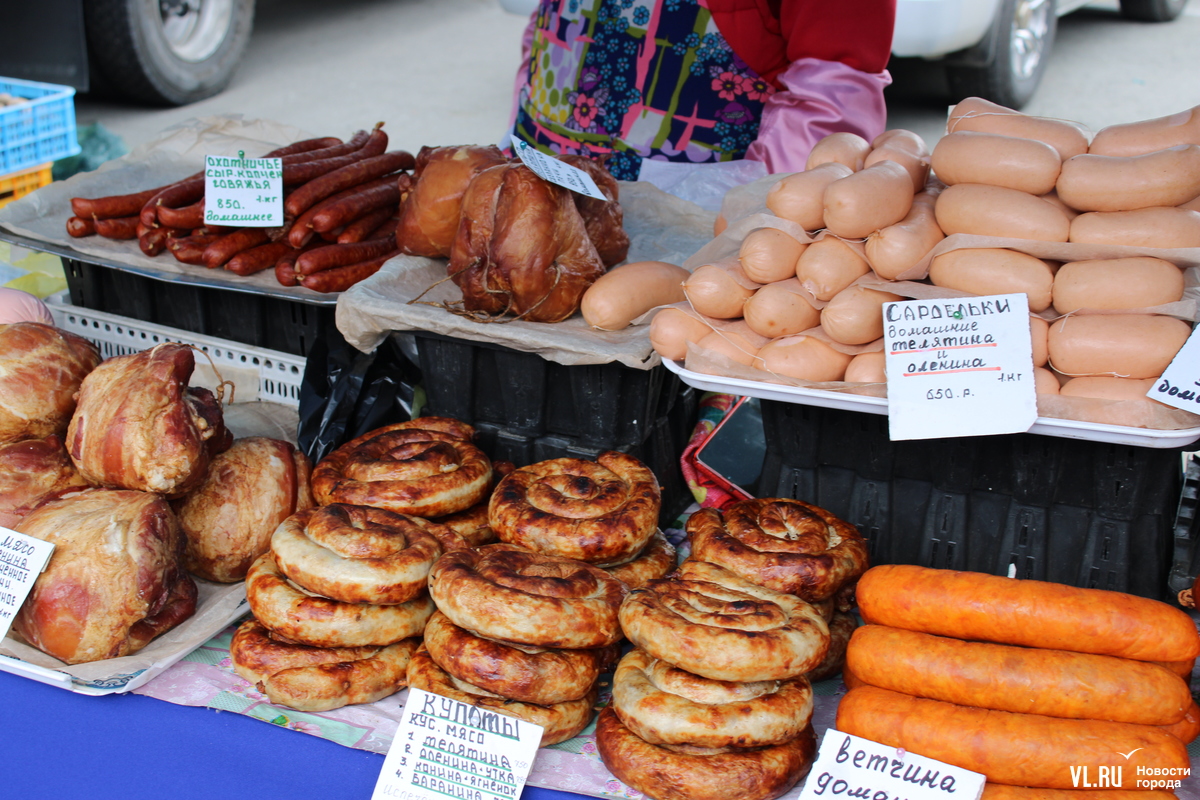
[421,543,628,744]
[310,417,492,518]
[488,451,660,565]
[618,560,830,683]
[599,560,827,798]
[603,530,677,590]
[687,498,869,602]
[244,505,466,648]
[230,619,420,712]
[428,543,627,649]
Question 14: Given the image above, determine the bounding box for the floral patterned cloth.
[511,0,776,180]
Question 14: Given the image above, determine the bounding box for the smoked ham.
[0,322,101,444]
[173,437,314,583]
[449,163,607,322]
[557,154,630,267]
[0,435,90,529]
[13,489,197,665]
[394,145,508,258]
[66,343,232,497]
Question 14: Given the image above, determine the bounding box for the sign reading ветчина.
[798,730,986,800]
[513,140,608,200]
[203,151,283,226]
[1146,324,1200,414]
[0,527,55,640]
[883,292,1038,441]
[371,687,543,800]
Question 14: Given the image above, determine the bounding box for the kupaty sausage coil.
[229,618,418,712]
[270,505,466,606]
[310,417,492,518]
[845,624,1191,725]
[686,498,869,602]
[427,543,628,649]
[245,552,436,647]
[619,560,831,682]
[856,564,1200,662]
[836,685,1189,789]
[406,646,596,747]
[421,610,614,705]
[611,648,814,749]
[488,451,660,565]
[601,530,677,590]
[595,707,817,800]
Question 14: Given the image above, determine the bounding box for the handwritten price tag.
[0,528,54,639]
[513,140,608,200]
[798,730,985,800]
[884,293,1037,441]
[1147,325,1200,413]
[204,151,283,227]
[372,688,542,800]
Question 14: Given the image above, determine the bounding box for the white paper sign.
[0,527,55,639]
[1147,325,1200,413]
[799,730,985,800]
[203,151,283,226]
[513,140,608,200]
[884,293,1038,441]
[371,688,542,800]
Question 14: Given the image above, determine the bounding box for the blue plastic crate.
[0,76,81,175]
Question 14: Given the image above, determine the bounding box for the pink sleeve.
[506,14,539,136]
[743,57,892,174]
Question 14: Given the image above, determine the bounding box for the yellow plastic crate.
[0,162,52,209]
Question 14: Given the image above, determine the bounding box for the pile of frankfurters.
[634,97,1199,408]
[839,564,1199,795]
[65,124,414,294]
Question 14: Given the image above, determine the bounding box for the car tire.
[1118,0,1187,22]
[84,0,256,106]
[945,0,1057,110]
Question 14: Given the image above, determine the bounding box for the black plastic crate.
[474,387,699,528]
[63,258,334,357]
[411,330,676,448]
[1168,455,1200,598]
[755,400,1185,601]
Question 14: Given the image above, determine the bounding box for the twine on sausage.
[1042,310,1133,379]
[185,344,236,405]
[946,110,1089,134]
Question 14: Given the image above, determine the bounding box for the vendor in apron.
[504,0,896,206]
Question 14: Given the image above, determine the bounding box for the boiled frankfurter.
[947,97,1089,160]
[932,131,1062,195]
[1069,207,1200,248]
[796,237,871,301]
[739,227,807,284]
[580,261,689,331]
[1089,104,1200,156]
[1056,145,1200,212]
[1052,257,1184,314]
[823,160,915,238]
[935,184,1071,242]
[928,248,1056,312]
[1047,314,1191,380]
[864,191,944,280]
[766,163,854,231]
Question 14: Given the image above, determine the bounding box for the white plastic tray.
[663,358,1200,449]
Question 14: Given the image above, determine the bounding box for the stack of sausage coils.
[592,497,872,800]
[66,125,414,293]
[840,564,1200,798]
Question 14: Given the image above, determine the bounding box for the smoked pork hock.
[0,322,101,444]
[173,437,314,583]
[557,154,630,268]
[448,162,607,323]
[13,488,197,665]
[0,434,90,529]
[66,343,232,497]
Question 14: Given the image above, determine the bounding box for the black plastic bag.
[297,330,422,464]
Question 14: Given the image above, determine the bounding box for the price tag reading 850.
[883,293,1037,441]
[204,151,283,227]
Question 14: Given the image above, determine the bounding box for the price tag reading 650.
[883,293,1038,441]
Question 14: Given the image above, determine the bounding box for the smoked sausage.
[836,685,1189,789]
[855,564,1200,662]
[845,624,1190,725]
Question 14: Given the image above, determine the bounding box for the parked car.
[894,0,1189,108]
[0,0,256,107]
